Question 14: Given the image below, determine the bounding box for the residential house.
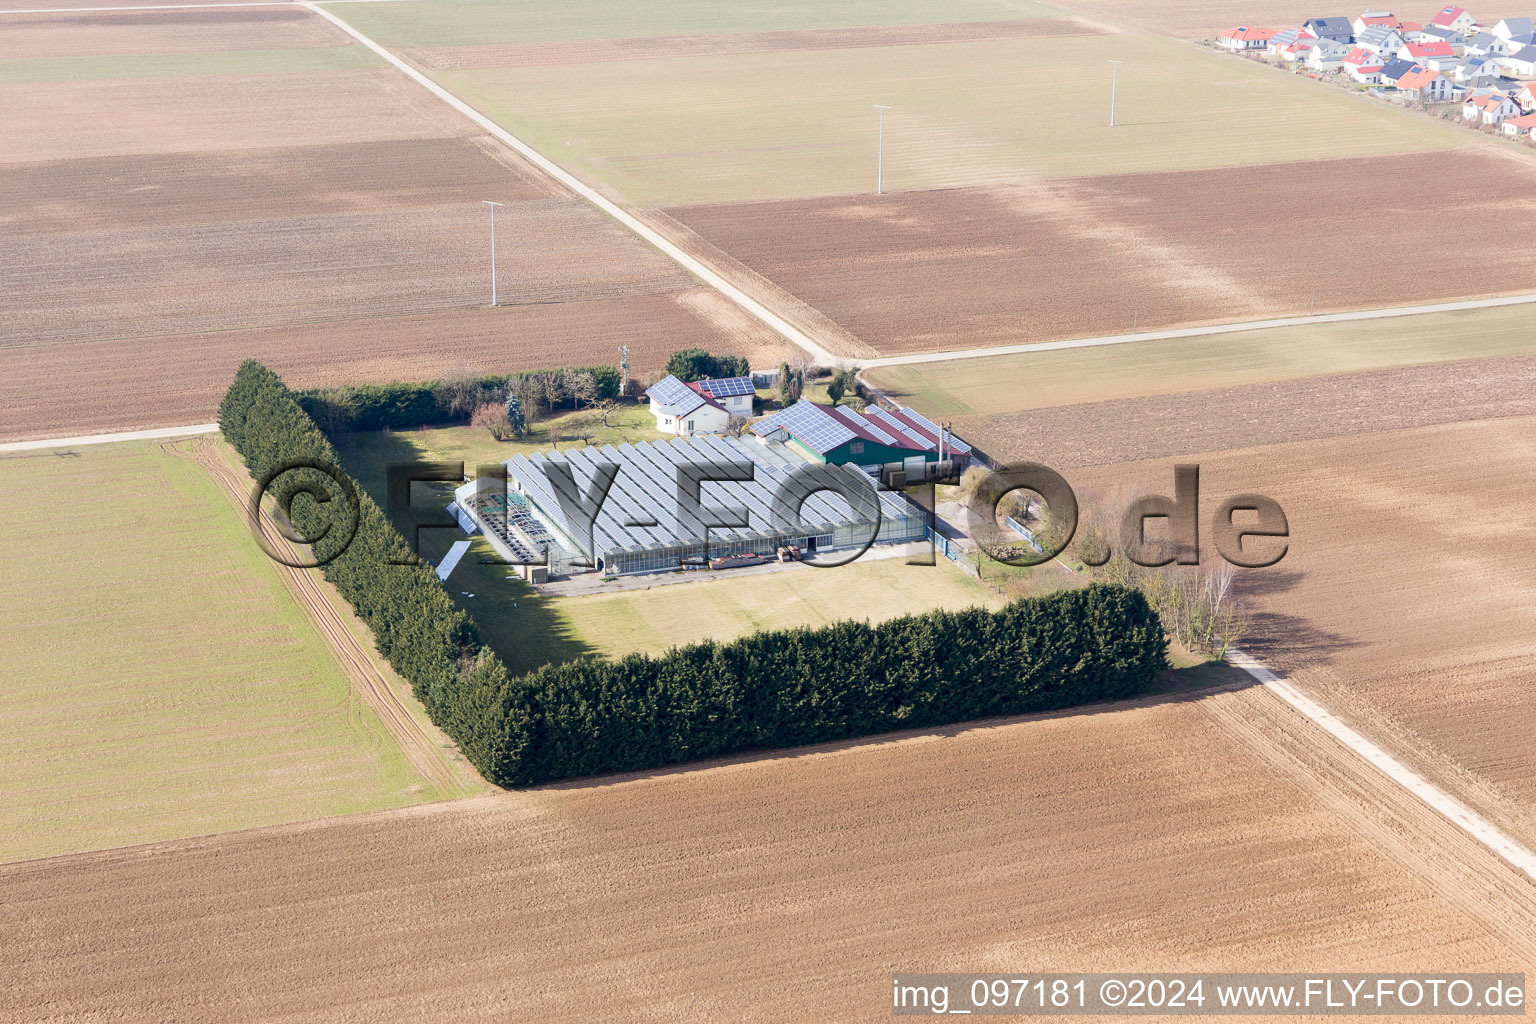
[1356,24,1407,53]
[1499,44,1536,77]
[1491,17,1534,42]
[1515,81,1536,110]
[1418,25,1467,46]
[1378,56,1419,83]
[1428,5,1477,34]
[1218,25,1278,49]
[1501,110,1536,135]
[1449,55,1503,83]
[1344,45,1387,80]
[1401,39,1456,61]
[645,375,746,435]
[1353,10,1401,35]
[1395,64,1453,98]
[1307,38,1352,68]
[1465,30,1502,55]
[1464,90,1521,121]
[1304,16,1355,40]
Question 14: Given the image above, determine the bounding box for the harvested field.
[2,197,694,344]
[405,19,1105,71]
[1058,0,1319,38]
[673,150,1536,354]
[0,292,792,442]
[0,45,385,84]
[5,686,1535,1021]
[338,0,1059,48]
[949,353,1536,469]
[865,304,1536,417]
[0,442,445,864]
[0,8,350,60]
[1067,414,1536,848]
[0,68,474,164]
[0,138,554,235]
[437,32,1458,206]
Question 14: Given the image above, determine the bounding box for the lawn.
[0,46,383,84]
[331,0,1059,47]
[0,442,446,863]
[431,32,1461,206]
[864,304,1536,417]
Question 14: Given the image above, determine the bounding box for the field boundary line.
[0,0,402,11]
[0,423,217,452]
[301,1,839,366]
[861,292,1536,369]
[1227,646,1536,883]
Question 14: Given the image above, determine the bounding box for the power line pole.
[481,199,503,306]
[1108,60,1123,127]
[873,104,891,194]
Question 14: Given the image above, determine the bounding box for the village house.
[1378,55,1421,83]
[1395,64,1454,98]
[1501,110,1536,134]
[645,375,753,435]
[1464,90,1521,121]
[1401,38,1457,61]
[1500,44,1536,76]
[1218,25,1278,48]
[1353,9,1401,34]
[1516,81,1536,109]
[1428,4,1477,34]
[1304,16,1356,40]
[1449,54,1503,83]
[1308,37,1353,68]
[1491,17,1535,48]
[1417,24,1467,46]
[1356,24,1407,53]
[1465,30,1503,55]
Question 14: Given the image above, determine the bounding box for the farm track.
[162,436,479,799]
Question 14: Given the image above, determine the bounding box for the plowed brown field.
[404,19,1105,70]
[0,292,791,441]
[0,69,475,164]
[1062,414,1536,851]
[669,151,1536,355]
[4,684,1534,1022]
[953,354,1536,470]
[0,7,350,60]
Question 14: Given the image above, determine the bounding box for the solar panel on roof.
[646,375,706,415]
[697,376,755,398]
[832,406,899,447]
[771,401,856,454]
[896,407,972,453]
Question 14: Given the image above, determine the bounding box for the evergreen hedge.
[220,361,1168,787]
[297,366,621,433]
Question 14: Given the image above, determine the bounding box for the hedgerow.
[220,361,1168,787]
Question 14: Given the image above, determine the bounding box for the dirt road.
[162,437,481,799]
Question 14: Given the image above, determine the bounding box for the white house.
[1515,81,1536,110]
[1353,10,1401,35]
[1449,55,1502,83]
[1400,39,1456,62]
[1464,90,1520,122]
[1218,25,1277,49]
[1501,110,1536,135]
[1395,65,1453,99]
[645,374,750,435]
[1491,17,1534,41]
[1304,16,1356,41]
[1464,30,1502,55]
[1498,45,1536,77]
[1355,24,1407,53]
[1427,5,1476,35]
[1308,38,1351,68]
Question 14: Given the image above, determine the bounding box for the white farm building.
[645,374,754,435]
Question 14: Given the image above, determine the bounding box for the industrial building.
[750,399,972,472]
[454,434,926,577]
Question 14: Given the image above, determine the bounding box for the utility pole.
[481,200,503,306]
[873,104,891,194]
[1108,60,1123,127]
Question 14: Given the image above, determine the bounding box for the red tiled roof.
[1396,66,1441,89]
[1429,6,1466,27]
[1504,112,1536,125]
[1405,40,1454,57]
[1344,46,1375,63]
[1361,14,1401,27]
[1220,25,1277,40]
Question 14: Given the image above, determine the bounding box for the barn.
[749,399,972,475]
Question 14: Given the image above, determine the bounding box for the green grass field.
[0,442,445,863]
[865,305,1536,417]
[430,32,1461,206]
[0,46,383,84]
[332,0,1058,47]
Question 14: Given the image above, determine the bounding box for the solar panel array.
[696,376,755,398]
[830,405,899,447]
[645,374,706,415]
[504,435,920,562]
[866,408,932,450]
[900,407,972,454]
[754,400,856,454]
